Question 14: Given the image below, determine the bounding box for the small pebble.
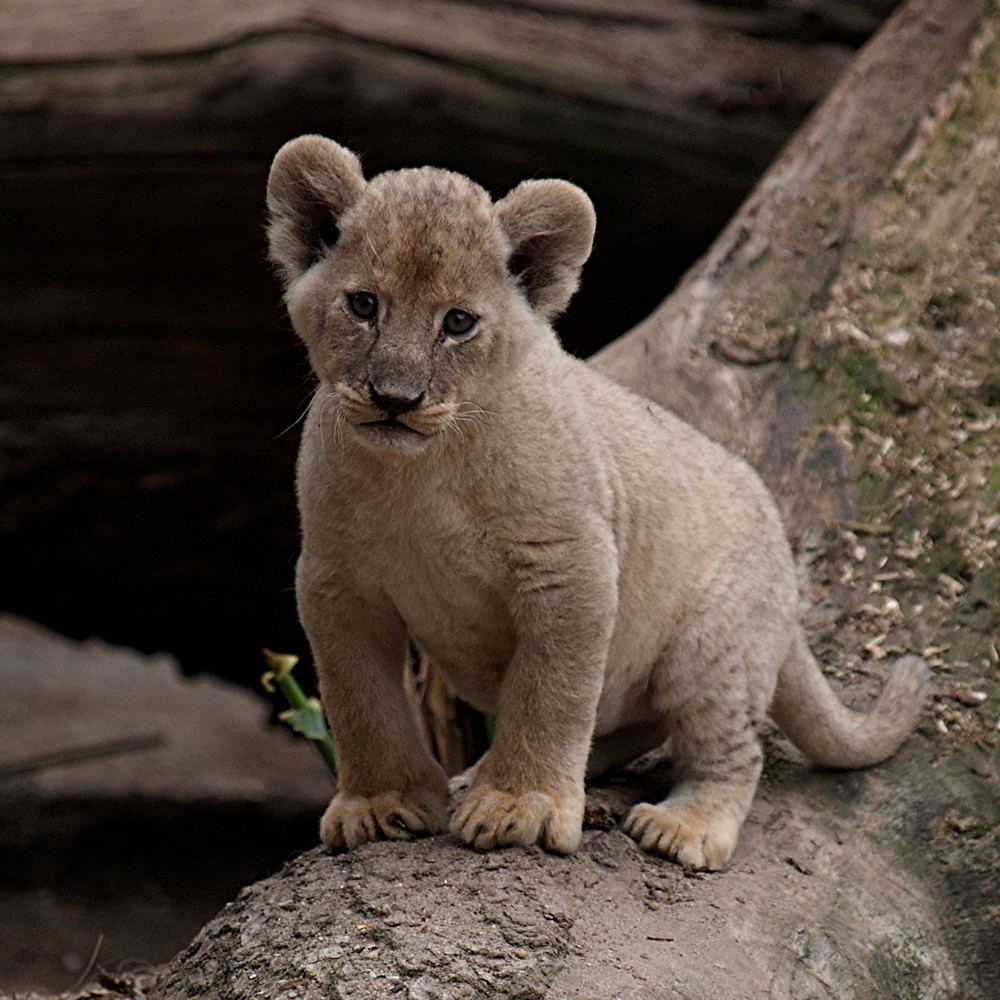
[953,689,987,707]
[948,815,977,834]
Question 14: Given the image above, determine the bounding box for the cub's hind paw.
[623,800,740,871]
[320,787,447,852]
[447,754,485,807]
[450,783,583,855]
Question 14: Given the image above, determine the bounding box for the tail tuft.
[771,636,930,770]
[876,653,931,731]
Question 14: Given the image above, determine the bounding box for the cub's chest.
[342,487,513,658]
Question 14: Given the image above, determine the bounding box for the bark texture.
[112,1,999,997]
[592,0,987,537]
[152,747,978,1000]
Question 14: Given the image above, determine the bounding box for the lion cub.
[266,136,928,869]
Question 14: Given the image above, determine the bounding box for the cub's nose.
[367,381,426,417]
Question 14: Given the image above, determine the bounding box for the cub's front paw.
[622,800,740,871]
[450,783,583,854]
[320,787,447,852]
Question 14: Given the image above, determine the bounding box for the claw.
[623,800,739,870]
[320,788,447,851]
[449,784,583,855]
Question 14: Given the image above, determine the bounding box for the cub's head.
[266,136,594,454]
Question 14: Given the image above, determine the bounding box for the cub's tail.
[770,631,930,769]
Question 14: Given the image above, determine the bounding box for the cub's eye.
[443,308,478,338]
[347,291,378,321]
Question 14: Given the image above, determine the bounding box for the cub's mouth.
[359,418,428,439]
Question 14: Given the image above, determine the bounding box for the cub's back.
[568,354,799,617]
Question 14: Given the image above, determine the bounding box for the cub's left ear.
[495,179,596,321]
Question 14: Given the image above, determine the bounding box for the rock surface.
[0,616,330,993]
[0,615,330,808]
[152,737,988,999]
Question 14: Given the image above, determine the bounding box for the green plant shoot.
[261,648,337,779]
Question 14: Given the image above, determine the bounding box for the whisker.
[334,407,349,452]
[448,417,468,448]
[316,390,332,461]
[275,386,319,440]
[324,394,344,454]
[450,409,488,432]
[457,399,497,417]
[453,400,496,431]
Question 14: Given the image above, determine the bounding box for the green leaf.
[279,698,331,742]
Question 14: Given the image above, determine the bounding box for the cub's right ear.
[266,135,366,285]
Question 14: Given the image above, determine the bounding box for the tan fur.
[266,136,930,869]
